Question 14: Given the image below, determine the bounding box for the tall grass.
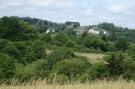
[0,80,135,89]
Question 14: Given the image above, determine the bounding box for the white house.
[88,29,100,34]
[46,28,55,33]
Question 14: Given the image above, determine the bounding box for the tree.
[1,46,22,63]
[51,58,91,81]
[0,17,37,41]
[40,33,52,43]
[15,59,45,81]
[19,20,37,40]
[32,40,46,59]
[65,21,80,28]
[0,39,9,51]
[88,62,109,80]
[24,40,46,63]
[122,57,135,80]
[53,32,68,46]
[65,40,75,47]
[0,17,22,40]
[105,52,125,77]
[115,37,129,51]
[98,22,117,40]
[46,48,75,70]
[0,53,15,79]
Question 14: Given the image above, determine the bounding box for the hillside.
[0,16,135,84]
[10,16,135,42]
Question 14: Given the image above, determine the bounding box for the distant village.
[46,22,109,35]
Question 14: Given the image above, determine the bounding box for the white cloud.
[109,5,125,13]
[0,0,72,8]
[7,2,23,6]
[28,0,72,7]
[0,0,135,28]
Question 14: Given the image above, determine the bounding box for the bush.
[14,41,28,58]
[15,59,45,81]
[122,56,135,80]
[51,58,91,81]
[1,46,22,63]
[0,53,15,80]
[53,32,68,46]
[105,52,124,78]
[0,39,9,51]
[37,48,75,77]
[24,40,46,63]
[87,62,109,80]
[65,40,75,47]
[32,40,46,59]
[47,48,75,69]
[115,37,129,51]
[40,33,52,43]
[82,35,108,52]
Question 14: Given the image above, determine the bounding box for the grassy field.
[0,51,133,89]
[0,80,135,89]
[75,52,105,63]
[47,50,105,63]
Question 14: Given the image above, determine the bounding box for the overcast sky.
[0,0,135,28]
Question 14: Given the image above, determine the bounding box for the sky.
[0,0,135,28]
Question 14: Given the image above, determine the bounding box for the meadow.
[0,80,135,89]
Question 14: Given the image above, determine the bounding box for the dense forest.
[0,16,135,84]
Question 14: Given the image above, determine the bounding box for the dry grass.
[75,53,105,63]
[0,80,135,89]
[46,50,105,63]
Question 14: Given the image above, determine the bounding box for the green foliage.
[19,20,37,40]
[51,58,91,81]
[0,39,9,51]
[46,48,75,70]
[24,43,46,63]
[82,35,114,52]
[0,53,15,79]
[13,42,27,58]
[88,62,109,80]
[1,46,22,63]
[53,32,68,46]
[122,57,135,80]
[40,33,52,43]
[0,17,37,41]
[65,40,75,47]
[115,37,129,51]
[0,17,21,40]
[0,16,135,83]
[15,60,45,81]
[32,40,46,59]
[65,21,80,28]
[105,52,125,77]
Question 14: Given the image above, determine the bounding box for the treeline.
[0,16,135,84]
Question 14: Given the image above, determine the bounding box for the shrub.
[105,52,124,78]
[40,33,52,43]
[1,46,22,63]
[53,32,68,46]
[122,56,135,80]
[24,40,46,63]
[115,37,129,51]
[88,62,109,80]
[47,48,75,69]
[65,40,75,47]
[14,41,28,57]
[32,40,46,59]
[51,58,91,81]
[0,39,9,51]
[0,53,15,80]
[15,59,45,81]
